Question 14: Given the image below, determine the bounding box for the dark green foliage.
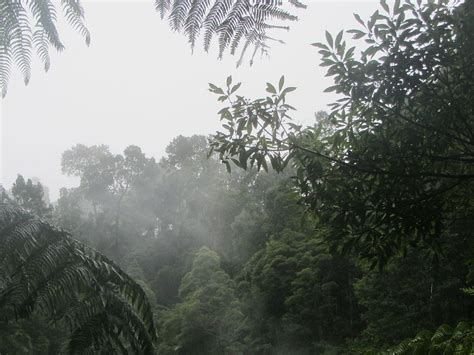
[239,230,361,352]
[0,202,157,354]
[0,0,90,97]
[11,174,53,219]
[0,313,67,354]
[155,0,306,65]
[209,0,474,267]
[157,247,245,354]
[354,250,473,349]
[385,322,474,355]
[16,130,473,353]
[206,0,474,351]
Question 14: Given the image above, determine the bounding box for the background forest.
[1,0,473,354]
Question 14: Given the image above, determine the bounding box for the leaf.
[311,42,329,49]
[266,82,277,94]
[354,13,365,26]
[279,76,285,91]
[230,82,241,94]
[209,83,225,94]
[325,31,334,48]
[348,29,366,39]
[226,75,232,87]
[282,87,297,95]
[231,158,242,168]
[394,0,401,15]
[335,30,344,46]
[324,85,338,93]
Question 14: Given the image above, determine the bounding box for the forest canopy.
[1,0,473,354]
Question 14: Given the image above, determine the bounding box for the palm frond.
[0,0,90,97]
[156,0,306,64]
[0,202,157,354]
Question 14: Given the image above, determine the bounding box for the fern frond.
[387,322,474,355]
[33,29,51,71]
[184,0,211,50]
[254,4,297,22]
[155,0,172,19]
[28,0,64,51]
[6,1,32,84]
[217,0,248,58]
[288,0,307,9]
[0,202,157,353]
[169,0,193,31]
[202,0,233,51]
[0,0,90,96]
[157,0,306,63]
[61,0,91,45]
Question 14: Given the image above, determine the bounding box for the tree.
[238,229,361,352]
[209,0,474,266]
[354,248,473,350]
[0,202,157,353]
[11,174,52,218]
[157,247,245,354]
[0,0,90,96]
[60,144,160,256]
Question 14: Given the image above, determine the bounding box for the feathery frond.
[386,322,474,355]
[0,0,90,97]
[156,0,306,65]
[0,202,157,354]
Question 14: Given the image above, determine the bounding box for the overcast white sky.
[1,0,380,201]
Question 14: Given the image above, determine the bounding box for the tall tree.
[238,229,361,352]
[60,144,160,256]
[11,174,52,218]
[209,0,474,266]
[157,247,245,354]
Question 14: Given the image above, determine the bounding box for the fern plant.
[383,322,474,355]
[0,0,90,97]
[155,0,307,65]
[0,202,157,354]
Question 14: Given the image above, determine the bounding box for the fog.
[1,1,472,353]
[1,0,379,200]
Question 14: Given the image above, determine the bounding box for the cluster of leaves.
[385,322,474,355]
[210,0,474,267]
[0,0,90,97]
[0,201,157,354]
[155,0,306,65]
[209,75,299,173]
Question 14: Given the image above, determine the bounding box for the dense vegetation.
[2,133,472,353]
[1,0,473,353]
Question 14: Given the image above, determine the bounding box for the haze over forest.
[1,1,380,200]
[0,0,473,354]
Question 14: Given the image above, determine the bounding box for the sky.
[0,0,380,201]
